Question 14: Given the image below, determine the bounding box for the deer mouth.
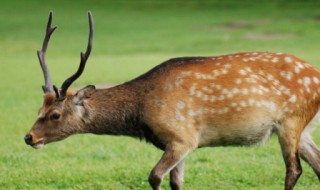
[32,140,45,149]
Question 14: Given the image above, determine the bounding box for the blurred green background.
[1,0,320,189]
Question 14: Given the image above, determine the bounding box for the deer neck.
[84,83,143,137]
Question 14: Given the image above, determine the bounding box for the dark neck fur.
[83,82,165,149]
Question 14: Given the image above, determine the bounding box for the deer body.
[79,52,307,148]
[25,12,320,190]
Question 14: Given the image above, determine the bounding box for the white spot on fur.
[165,83,174,91]
[221,89,229,94]
[230,102,237,107]
[248,99,255,106]
[283,107,290,113]
[279,85,291,95]
[240,101,247,107]
[249,57,256,61]
[213,70,220,77]
[235,78,242,84]
[180,71,192,77]
[313,93,318,100]
[236,107,242,112]
[241,88,249,95]
[218,107,229,114]
[189,83,197,96]
[273,79,280,86]
[242,58,248,62]
[280,71,293,81]
[305,63,312,68]
[275,89,282,95]
[246,77,257,83]
[246,67,253,72]
[259,85,270,93]
[258,70,266,76]
[209,96,216,102]
[256,101,262,107]
[267,74,274,81]
[239,69,247,75]
[271,57,279,63]
[175,111,185,121]
[296,61,305,69]
[202,94,209,101]
[177,101,185,109]
[303,77,311,93]
[221,69,228,75]
[249,87,257,93]
[289,94,297,103]
[226,92,234,98]
[223,63,231,69]
[261,100,276,111]
[218,95,225,101]
[175,77,183,85]
[284,57,293,63]
[313,77,320,84]
[259,77,268,83]
[232,88,240,94]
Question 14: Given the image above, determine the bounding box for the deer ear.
[73,85,96,104]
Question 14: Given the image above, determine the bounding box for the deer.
[24,11,320,190]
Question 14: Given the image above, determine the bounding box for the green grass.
[1,0,320,189]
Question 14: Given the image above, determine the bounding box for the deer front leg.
[170,160,185,190]
[148,143,192,190]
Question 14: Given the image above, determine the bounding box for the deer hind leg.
[299,127,320,180]
[148,143,192,190]
[169,160,185,190]
[278,118,303,190]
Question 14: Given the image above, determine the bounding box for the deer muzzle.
[24,133,45,149]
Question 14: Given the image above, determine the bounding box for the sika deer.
[25,11,320,190]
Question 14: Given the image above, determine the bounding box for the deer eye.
[51,113,60,120]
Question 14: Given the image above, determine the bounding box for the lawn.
[1,0,320,189]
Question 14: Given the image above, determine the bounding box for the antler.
[59,12,94,99]
[37,11,57,94]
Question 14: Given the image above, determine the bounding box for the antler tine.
[59,11,94,99]
[37,11,57,94]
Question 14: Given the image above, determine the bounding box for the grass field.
[1,0,320,189]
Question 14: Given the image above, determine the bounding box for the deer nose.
[24,134,33,145]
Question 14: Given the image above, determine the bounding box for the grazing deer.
[24,11,320,190]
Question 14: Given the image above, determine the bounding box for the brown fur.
[26,52,320,190]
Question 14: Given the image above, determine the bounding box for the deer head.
[24,11,94,148]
